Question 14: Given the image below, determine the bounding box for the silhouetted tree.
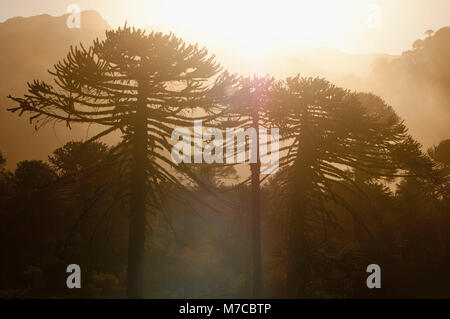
[429,139,450,167]
[14,161,57,192]
[269,76,436,297]
[225,76,275,297]
[7,25,229,298]
[49,141,109,176]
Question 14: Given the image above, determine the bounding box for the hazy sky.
[1,0,449,54]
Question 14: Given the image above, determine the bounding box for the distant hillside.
[364,27,450,147]
[0,11,110,167]
[225,46,393,79]
[144,24,393,79]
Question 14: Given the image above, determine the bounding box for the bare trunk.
[286,198,308,298]
[250,109,262,298]
[126,83,147,298]
[285,107,311,298]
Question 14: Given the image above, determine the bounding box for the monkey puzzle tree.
[269,76,437,298]
[224,76,275,297]
[7,25,229,298]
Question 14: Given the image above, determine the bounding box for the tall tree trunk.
[285,162,312,298]
[286,196,308,298]
[286,107,311,298]
[250,109,262,298]
[126,82,148,298]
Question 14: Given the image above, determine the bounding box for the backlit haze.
[1,0,450,165]
[2,0,450,55]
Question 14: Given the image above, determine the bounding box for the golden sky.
[1,0,450,54]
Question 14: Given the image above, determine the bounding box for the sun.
[139,0,373,59]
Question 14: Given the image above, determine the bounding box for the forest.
[0,22,450,299]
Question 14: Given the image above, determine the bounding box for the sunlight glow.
[138,0,374,57]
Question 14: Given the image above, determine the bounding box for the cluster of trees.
[368,27,450,146]
[1,25,449,298]
[373,27,450,98]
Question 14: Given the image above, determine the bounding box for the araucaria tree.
[269,76,436,297]
[225,76,275,297]
[7,25,227,298]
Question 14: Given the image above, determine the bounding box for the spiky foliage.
[268,76,437,297]
[7,25,232,297]
[8,25,226,164]
[226,76,275,124]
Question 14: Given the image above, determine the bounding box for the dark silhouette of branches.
[267,76,438,297]
[7,24,234,298]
